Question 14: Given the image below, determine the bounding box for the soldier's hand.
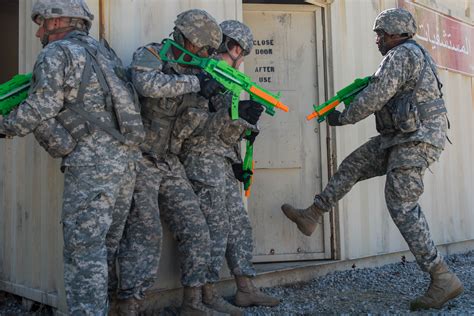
[327,110,343,126]
[196,73,224,99]
[244,130,259,145]
[232,163,253,183]
[237,100,264,125]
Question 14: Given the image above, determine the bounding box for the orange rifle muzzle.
[306,99,341,121]
[249,86,289,113]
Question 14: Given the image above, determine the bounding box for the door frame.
[243,3,339,262]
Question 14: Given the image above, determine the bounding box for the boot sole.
[410,285,464,311]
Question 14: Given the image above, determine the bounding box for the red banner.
[399,0,474,76]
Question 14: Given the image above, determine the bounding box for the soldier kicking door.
[243,4,331,262]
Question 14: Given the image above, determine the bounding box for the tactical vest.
[375,41,447,135]
[140,92,202,158]
[34,33,145,158]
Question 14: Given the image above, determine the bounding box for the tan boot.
[410,261,464,311]
[180,286,228,316]
[281,203,324,236]
[116,297,140,316]
[203,283,243,316]
[234,276,280,307]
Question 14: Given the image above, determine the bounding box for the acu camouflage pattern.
[63,162,136,315]
[31,0,94,30]
[373,8,417,36]
[174,9,222,49]
[220,20,254,54]
[175,88,258,282]
[339,40,448,150]
[315,38,446,272]
[0,30,139,315]
[117,40,212,295]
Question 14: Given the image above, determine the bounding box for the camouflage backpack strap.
[405,40,447,120]
[59,36,130,144]
[406,39,443,95]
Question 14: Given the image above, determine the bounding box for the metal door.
[243,4,331,262]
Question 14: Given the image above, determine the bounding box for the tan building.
[1,0,473,313]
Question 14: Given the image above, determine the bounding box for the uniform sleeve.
[0,46,67,136]
[130,46,200,98]
[339,47,415,125]
[170,99,209,155]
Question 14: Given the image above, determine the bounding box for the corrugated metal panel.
[330,0,474,261]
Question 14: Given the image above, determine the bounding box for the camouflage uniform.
[0,1,143,313]
[313,15,447,272]
[174,91,257,282]
[117,10,222,300]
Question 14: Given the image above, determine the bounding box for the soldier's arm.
[339,47,415,125]
[130,46,200,98]
[170,99,209,155]
[0,46,67,137]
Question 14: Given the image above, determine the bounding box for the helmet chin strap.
[225,40,244,68]
[41,26,75,46]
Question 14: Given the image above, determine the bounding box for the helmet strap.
[225,38,244,68]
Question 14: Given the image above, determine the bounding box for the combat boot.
[410,261,464,311]
[234,276,280,307]
[180,286,228,316]
[203,283,243,316]
[281,203,324,236]
[116,297,140,316]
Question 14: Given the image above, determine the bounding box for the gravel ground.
[1,251,472,315]
[246,250,474,315]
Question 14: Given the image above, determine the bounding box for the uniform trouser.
[62,161,136,315]
[117,158,162,300]
[186,155,256,283]
[224,166,257,278]
[159,155,211,287]
[118,155,211,296]
[314,137,443,272]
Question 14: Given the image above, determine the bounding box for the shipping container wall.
[330,0,474,262]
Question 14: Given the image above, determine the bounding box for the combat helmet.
[31,0,94,32]
[173,9,222,51]
[219,20,254,55]
[373,8,416,36]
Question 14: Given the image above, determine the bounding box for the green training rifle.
[0,73,32,116]
[158,39,290,197]
[307,76,371,122]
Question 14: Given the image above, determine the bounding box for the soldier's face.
[35,18,70,46]
[375,30,390,55]
[184,40,210,58]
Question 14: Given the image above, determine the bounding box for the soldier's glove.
[232,163,253,183]
[196,72,224,99]
[243,130,259,145]
[327,110,343,126]
[0,134,6,139]
[237,100,264,125]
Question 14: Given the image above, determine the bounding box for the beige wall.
[329,0,474,261]
[0,0,240,312]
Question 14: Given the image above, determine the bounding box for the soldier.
[0,0,144,314]
[115,9,224,315]
[172,20,280,315]
[281,8,463,311]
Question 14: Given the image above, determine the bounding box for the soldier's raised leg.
[282,136,388,236]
